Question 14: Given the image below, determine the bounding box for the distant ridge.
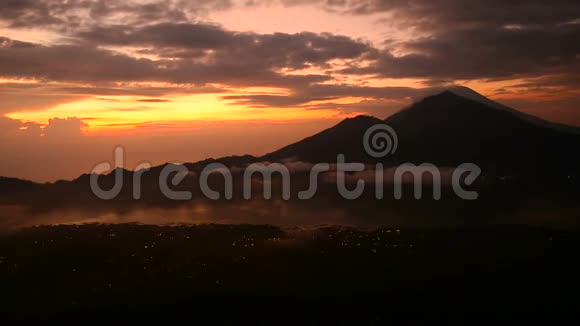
[0,176,42,193]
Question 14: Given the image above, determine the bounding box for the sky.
[1,0,579,182]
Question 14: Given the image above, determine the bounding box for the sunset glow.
[6,92,347,135]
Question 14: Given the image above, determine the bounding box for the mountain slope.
[448,86,580,134]
[384,91,580,173]
[261,89,580,175]
[261,115,383,163]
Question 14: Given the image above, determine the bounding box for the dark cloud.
[0,0,579,113]
[113,107,154,112]
[320,0,580,85]
[0,0,231,29]
[324,0,580,29]
[0,37,37,48]
[75,22,373,70]
[507,69,580,90]
[305,98,408,117]
[136,99,173,103]
[223,94,307,107]
[222,84,430,107]
[0,40,161,82]
[342,24,580,81]
[98,120,195,131]
[56,84,229,97]
[64,2,580,90]
[0,23,367,88]
[77,23,234,49]
[302,84,427,100]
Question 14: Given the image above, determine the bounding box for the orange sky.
[5,90,350,135]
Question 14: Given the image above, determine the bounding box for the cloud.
[75,22,373,70]
[222,84,431,108]
[0,30,353,88]
[0,0,232,29]
[43,117,88,138]
[0,38,161,82]
[76,23,235,50]
[276,0,580,87]
[56,84,229,97]
[0,0,578,116]
[341,24,580,82]
[323,0,580,28]
[0,23,373,111]
[0,116,88,143]
[136,99,173,103]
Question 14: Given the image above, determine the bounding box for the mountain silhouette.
[2,87,579,192]
[261,88,580,175]
[261,115,383,163]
